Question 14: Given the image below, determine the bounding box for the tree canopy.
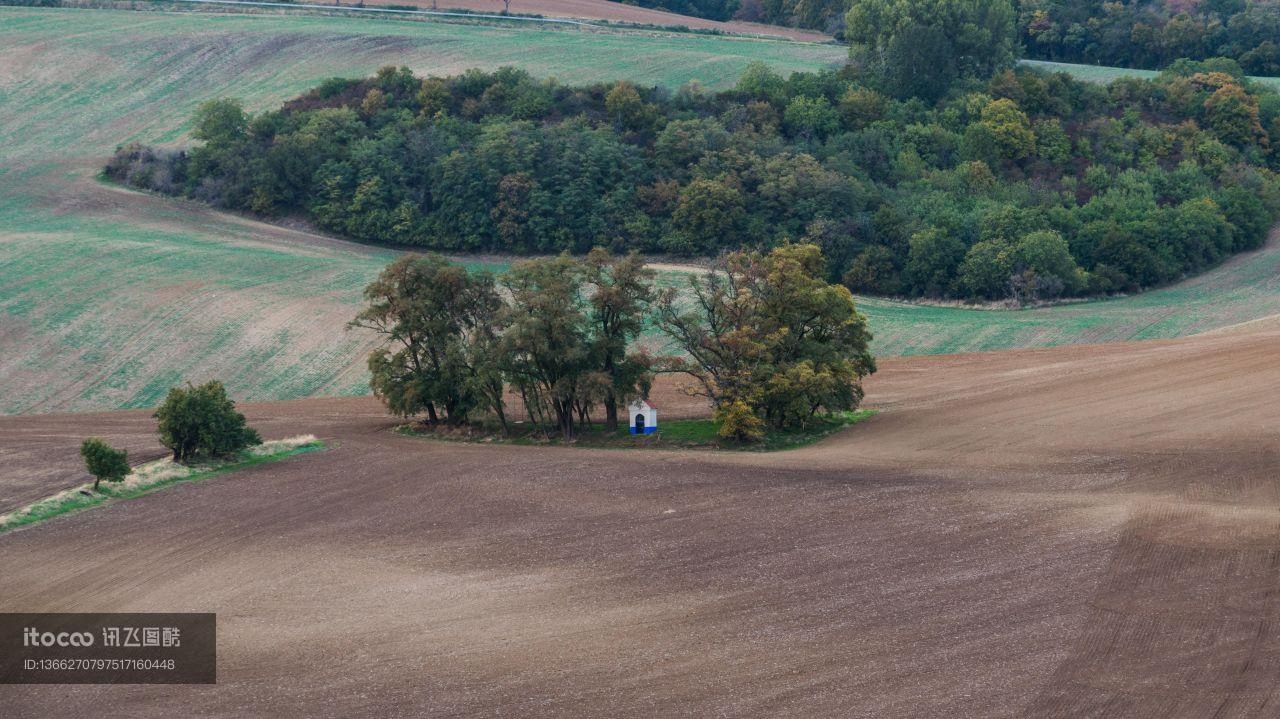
[845,0,1018,100]
[80,438,129,492]
[111,63,1280,303]
[1019,0,1280,76]
[657,243,875,433]
[153,381,262,463]
[356,246,869,441]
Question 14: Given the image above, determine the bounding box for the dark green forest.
[109,61,1280,302]
[617,0,1280,74]
[1020,0,1280,76]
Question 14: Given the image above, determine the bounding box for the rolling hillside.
[3,6,1280,414]
[0,6,843,413]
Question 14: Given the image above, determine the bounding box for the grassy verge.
[399,410,877,452]
[0,436,324,534]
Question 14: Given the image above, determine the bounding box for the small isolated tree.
[80,439,129,492]
[154,380,262,463]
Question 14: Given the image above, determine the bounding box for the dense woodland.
[1020,0,1280,76]
[110,61,1280,302]
[618,0,1280,74]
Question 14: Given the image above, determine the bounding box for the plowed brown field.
[3,315,1279,716]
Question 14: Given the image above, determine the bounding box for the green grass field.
[2,6,1279,414]
[1021,59,1280,90]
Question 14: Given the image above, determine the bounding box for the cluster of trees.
[154,381,261,463]
[505,0,1280,76]
[615,0,1280,67]
[352,248,655,438]
[110,60,1280,303]
[80,381,261,491]
[355,245,873,441]
[1019,0,1280,76]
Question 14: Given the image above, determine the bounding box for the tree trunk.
[604,397,618,433]
[425,402,438,424]
[555,400,574,440]
[494,404,509,435]
[94,477,101,492]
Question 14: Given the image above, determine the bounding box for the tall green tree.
[658,244,875,438]
[352,254,506,426]
[191,98,248,145]
[755,244,876,428]
[498,256,594,439]
[583,248,657,432]
[846,0,1018,100]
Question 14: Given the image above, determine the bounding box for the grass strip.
[0,436,324,534]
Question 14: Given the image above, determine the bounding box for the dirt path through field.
[3,317,1279,716]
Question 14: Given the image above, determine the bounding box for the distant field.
[2,6,1280,414]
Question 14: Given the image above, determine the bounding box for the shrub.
[154,381,261,463]
[714,399,766,443]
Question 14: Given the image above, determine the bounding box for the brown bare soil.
[374,0,832,41]
[3,319,1280,717]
